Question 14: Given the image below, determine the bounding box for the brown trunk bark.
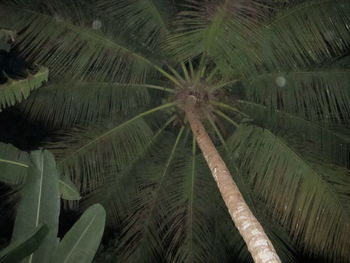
[185,98,281,263]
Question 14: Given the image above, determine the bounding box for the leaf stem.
[214,110,239,127]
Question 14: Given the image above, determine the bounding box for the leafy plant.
[0,67,49,112]
[0,0,349,262]
[0,225,48,263]
[0,147,106,263]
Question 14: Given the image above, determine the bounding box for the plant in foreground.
[0,146,106,263]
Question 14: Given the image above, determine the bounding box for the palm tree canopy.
[0,0,349,262]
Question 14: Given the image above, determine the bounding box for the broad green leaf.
[0,224,48,263]
[11,150,60,263]
[59,176,81,201]
[52,204,106,263]
[0,67,48,111]
[0,142,30,184]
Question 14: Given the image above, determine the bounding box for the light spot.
[275,76,286,87]
[92,20,102,30]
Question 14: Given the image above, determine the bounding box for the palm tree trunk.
[184,98,281,263]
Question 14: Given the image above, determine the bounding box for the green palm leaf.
[116,127,185,262]
[0,67,48,111]
[165,0,264,65]
[81,116,176,225]
[96,0,173,50]
[48,104,174,192]
[255,0,350,69]
[0,1,160,82]
[245,68,350,121]
[228,124,350,261]
[240,100,350,167]
[21,80,151,127]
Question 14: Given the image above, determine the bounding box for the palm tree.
[0,0,349,262]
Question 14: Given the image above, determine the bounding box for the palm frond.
[96,0,174,50]
[162,137,220,263]
[21,80,151,128]
[240,100,350,167]
[81,116,177,225]
[244,68,350,122]
[255,0,350,69]
[228,124,350,262]
[164,0,267,64]
[0,1,161,82]
[116,127,185,262]
[47,104,175,193]
[0,67,48,111]
[0,142,30,184]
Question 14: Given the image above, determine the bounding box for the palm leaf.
[228,124,350,262]
[0,67,48,111]
[254,0,350,69]
[48,104,175,192]
[81,116,176,226]
[244,68,350,122]
[0,1,160,82]
[239,100,350,167]
[162,137,220,263]
[213,0,350,77]
[165,0,265,64]
[96,0,173,50]
[21,80,151,128]
[116,127,185,262]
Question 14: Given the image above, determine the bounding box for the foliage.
[0,225,48,263]
[0,29,15,51]
[0,0,349,262]
[0,147,106,263]
[0,67,48,112]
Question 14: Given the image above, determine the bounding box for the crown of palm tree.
[0,0,349,262]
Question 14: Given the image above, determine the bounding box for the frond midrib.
[58,103,176,165]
